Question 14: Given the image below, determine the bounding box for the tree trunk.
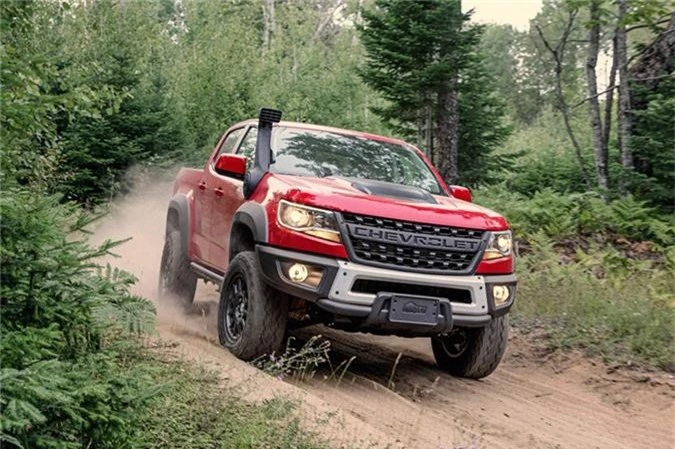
[426,103,434,165]
[314,0,345,41]
[603,35,618,159]
[434,0,460,185]
[585,0,608,190]
[535,11,593,188]
[626,13,674,180]
[616,0,633,175]
[417,111,424,150]
[436,83,459,184]
[262,0,275,51]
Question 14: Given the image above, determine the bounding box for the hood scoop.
[348,178,437,204]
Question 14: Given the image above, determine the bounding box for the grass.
[252,335,331,383]
[512,245,674,371]
[125,348,327,449]
[472,188,675,371]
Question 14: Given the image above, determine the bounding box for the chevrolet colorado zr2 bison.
[160,108,516,379]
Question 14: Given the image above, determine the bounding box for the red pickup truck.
[160,109,516,379]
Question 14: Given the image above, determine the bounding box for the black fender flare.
[229,202,268,261]
[166,194,190,256]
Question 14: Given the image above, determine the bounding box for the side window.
[236,127,258,170]
[237,127,258,160]
[215,128,245,159]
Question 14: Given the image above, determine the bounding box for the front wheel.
[218,251,288,360]
[431,315,509,379]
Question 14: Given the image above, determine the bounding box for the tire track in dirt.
[290,328,674,449]
[93,176,675,449]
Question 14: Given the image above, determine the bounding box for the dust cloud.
[90,167,218,342]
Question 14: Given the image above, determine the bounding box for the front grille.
[341,213,485,273]
[342,213,485,239]
[351,279,472,304]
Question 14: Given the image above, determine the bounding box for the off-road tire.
[158,229,197,307]
[218,251,288,360]
[431,315,509,379]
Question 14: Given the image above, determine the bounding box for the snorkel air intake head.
[243,107,282,198]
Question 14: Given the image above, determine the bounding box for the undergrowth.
[253,335,331,382]
[514,237,673,370]
[475,187,674,249]
[0,188,323,448]
[130,352,326,449]
[474,189,674,370]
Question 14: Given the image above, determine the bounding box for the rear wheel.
[431,315,509,379]
[218,251,288,360]
[158,229,197,307]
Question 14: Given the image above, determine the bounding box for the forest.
[1,0,673,447]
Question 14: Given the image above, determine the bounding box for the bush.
[131,356,326,449]
[474,187,675,248]
[0,188,156,448]
[0,188,326,448]
[514,239,674,370]
[475,188,674,370]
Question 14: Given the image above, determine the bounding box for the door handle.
[198,181,207,191]
[214,187,224,197]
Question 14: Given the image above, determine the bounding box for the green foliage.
[479,24,546,124]
[359,0,510,185]
[0,188,157,448]
[457,58,513,186]
[526,0,588,105]
[629,77,675,211]
[53,0,187,204]
[1,0,187,205]
[494,107,592,194]
[1,348,162,449]
[514,238,674,369]
[0,0,117,192]
[475,186,674,247]
[0,189,155,359]
[476,186,674,369]
[0,185,324,448]
[129,357,326,449]
[169,0,385,165]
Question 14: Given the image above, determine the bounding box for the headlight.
[278,200,341,243]
[483,230,512,260]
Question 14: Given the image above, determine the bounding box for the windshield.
[238,126,444,195]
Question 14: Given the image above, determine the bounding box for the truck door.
[206,126,259,270]
[201,127,246,270]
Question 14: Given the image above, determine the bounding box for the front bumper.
[257,245,516,336]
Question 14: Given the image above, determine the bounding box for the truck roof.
[232,119,410,147]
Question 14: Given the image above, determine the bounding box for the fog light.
[492,285,511,306]
[288,263,309,283]
[280,261,324,288]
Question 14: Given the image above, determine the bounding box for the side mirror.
[450,185,472,202]
[214,154,247,179]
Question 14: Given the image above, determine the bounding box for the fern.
[0,188,157,448]
[475,187,675,247]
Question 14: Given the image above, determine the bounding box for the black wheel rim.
[440,329,469,358]
[224,274,248,342]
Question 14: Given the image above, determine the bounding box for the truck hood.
[267,174,509,231]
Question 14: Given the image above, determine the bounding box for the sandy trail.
[93,176,675,449]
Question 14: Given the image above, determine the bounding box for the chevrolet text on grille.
[347,224,481,251]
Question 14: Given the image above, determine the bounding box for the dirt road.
[93,177,674,449]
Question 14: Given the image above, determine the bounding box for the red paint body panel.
[173,120,514,275]
[476,255,515,274]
